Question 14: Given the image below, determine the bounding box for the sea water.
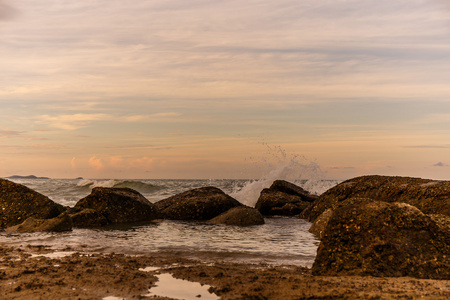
[0,160,340,267]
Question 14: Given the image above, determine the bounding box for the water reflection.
[144,273,218,300]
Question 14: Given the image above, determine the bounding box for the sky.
[1,0,450,180]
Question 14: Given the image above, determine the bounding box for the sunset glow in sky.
[1,0,450,179]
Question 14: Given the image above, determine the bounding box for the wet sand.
[0,245,449,299]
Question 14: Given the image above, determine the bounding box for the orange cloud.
[88,156,104,171]
[71,157,76,169]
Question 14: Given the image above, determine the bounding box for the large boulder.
[302,175,450,222]
[312,200,450,279]
[209,206,265,226]
[0,179,66,228]
[255,180,317,216]
[72,187,161,225]
[6,212,72,233]
[155,187,242,221]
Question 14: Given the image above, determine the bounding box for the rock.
[255,180,316,216]
[73,187,161,225]
[308,198,375,239]
[0,179,66,228]
[302,175,450,222]
[6,212,72,233]
[429,214,450,232]
[155,187,242,221]
[209,206,265,226]
[270,180,318,202]
[69,208,109,228]
[312,200,450,279]
[308,209,333,239]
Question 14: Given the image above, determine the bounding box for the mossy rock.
[312,200,450,279]
[303,175,450,222]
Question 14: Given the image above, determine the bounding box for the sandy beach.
[1,245,449,300]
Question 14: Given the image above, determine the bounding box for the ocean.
[0,176,340,267]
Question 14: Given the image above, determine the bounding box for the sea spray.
[231,144,336,206]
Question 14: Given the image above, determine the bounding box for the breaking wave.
[77,179,162,194]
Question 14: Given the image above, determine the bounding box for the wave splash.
[231,144,339,206]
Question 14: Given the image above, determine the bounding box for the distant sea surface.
[0,177,340,267]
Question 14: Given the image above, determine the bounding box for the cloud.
[0,1,15,20]
[35,112,182,130]
[102,144,157,150]
[123,112,182,122]
[106,155,157,171]
[71,157,76,169]
[329,166,355,170]
[418,113,450,125]
[109,156,124,168]
[88,156,104,171]
[433,162,448,167]
[2,0,450,180]
[404,145,450,149]
[37,114,112,130]
[0,130,22,137]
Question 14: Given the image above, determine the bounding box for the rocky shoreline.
[1,175,450,298]
[1,245,449,299]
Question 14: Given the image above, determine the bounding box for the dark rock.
[73,187,161,225]
[0,179,66,228]
[255,180,316,216]
[209,206,265,226]
[6,212,72,233]
[70,208,109,228]
[270,180,317,202]
[312,200,450,279]
[155,186,242,221]
[302,175,450,222]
